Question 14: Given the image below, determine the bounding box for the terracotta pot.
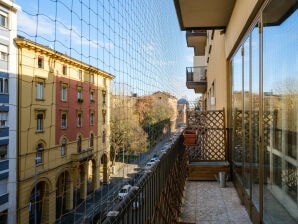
[183,129,197,146]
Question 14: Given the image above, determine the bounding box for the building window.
[0,145,7,160]
[102,91,106,104]
[37,114,43,132]
[61,85,67,101]
[90,133,94,148]
[102,130,106,143]
[78,70,82,80]
[36,82,44,100]
[0,78,8,94]
[77,136,82,153]
[61,113,67,128]
[102,110,106,124]
[0,44,8,61]
[77,88,83,103]
[77,113,82,127]
[0,178,7,196]
[0,112,7,127]
[36,143,44,164]
[0,12,8,28]
[90,112,94,125]
[0,210,8,224]
[90,90,95,102]
[62,65,67,75]
[90,73,94,83]
[61,138,66,156]
[38,56,44,69]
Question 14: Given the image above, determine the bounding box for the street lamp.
[34,156,41,224]
[34,157,38,224]
[122,131,126,181]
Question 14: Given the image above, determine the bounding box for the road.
[55,133,174,223]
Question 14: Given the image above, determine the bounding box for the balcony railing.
[71,148,93,162]
[186,66,207,93]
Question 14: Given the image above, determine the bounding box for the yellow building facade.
[15,37,114,223]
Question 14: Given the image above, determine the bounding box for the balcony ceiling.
[174,0,236,30]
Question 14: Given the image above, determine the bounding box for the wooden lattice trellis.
[187,109,226,161]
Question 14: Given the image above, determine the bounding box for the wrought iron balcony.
[186,66,207,93]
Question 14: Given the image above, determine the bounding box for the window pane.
[263,1,298,222]
[37,82,43,99]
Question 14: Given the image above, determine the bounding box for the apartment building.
[151,91,178,132]
[175,0,298,223]
[15,37,114,224]
[0,1,20,223]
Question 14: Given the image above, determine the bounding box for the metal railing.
[102,136,187,224]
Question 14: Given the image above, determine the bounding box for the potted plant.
[183,129,197,146]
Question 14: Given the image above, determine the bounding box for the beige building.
[15,37,114,223]
[151,91,178,132]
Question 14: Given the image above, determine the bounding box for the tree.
[110,95,148,165]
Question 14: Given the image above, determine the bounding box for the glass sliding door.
[243,37,250,194]
[262,0,298,223]
[251,25,260,211]
[231,47,243,183]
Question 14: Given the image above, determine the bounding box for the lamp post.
[122,131,126,181]
[34,157,37,224]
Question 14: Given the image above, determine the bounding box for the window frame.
[0,11,8,28]
[0,78,8,94]
[0,144,7,160]
[0,112,8,127]
[36,113,44,132]
[61,85,67,102]
[36,81,44,100]
[37,56,44,69]
[61,113,67,129]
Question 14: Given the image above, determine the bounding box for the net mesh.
[10,0,194,223]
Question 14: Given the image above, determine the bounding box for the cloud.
[17,11,54,36]
[58,25,114,49]
[152,60,175,66]
[17,11,113,50]
[143,43,156,55]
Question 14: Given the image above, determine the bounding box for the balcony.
[186,30,207,56]
[174,0,236,30]
[71,148,93,162]
[186,66,207,93]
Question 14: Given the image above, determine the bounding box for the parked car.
[152,154,159,159]
[144,162,155,170]
[150,157,158,163]
[118,184,132,200]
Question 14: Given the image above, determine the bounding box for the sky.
[15,0,198,102]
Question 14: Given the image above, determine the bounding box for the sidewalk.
[179,181,252,224]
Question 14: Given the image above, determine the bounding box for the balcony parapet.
[186,66,207,93]
[71,148,93,162]
[186,30,207,56]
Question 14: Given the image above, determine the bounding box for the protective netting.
[13,0,193,223]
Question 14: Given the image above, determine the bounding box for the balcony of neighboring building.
[186,66,207,93]
[174,0,235,30]
[186,30,207,56]
[71,148,93,163]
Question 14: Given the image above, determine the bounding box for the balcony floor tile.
[179,181,252,224]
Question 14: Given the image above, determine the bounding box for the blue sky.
[15,0,198,102]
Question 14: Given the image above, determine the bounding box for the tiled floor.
[179,181,252,224]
